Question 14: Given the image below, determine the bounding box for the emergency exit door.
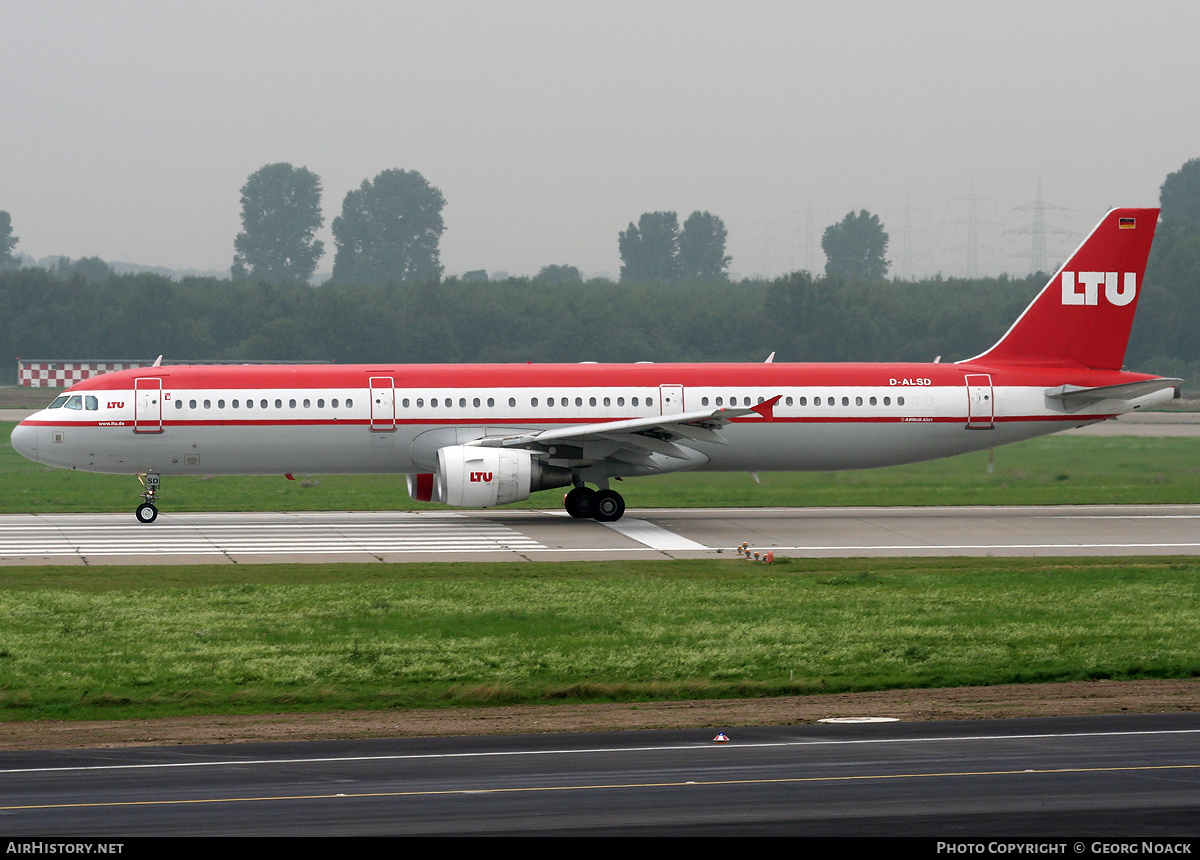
[370,377,396,431]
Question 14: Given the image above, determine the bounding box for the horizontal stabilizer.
[1045,378,1182,404]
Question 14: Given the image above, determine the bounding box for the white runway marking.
[3,727,1198,775]
[599,517,709,551]
[0,514,545,558]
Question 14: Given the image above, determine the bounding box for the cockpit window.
[85,396,98,410]
[64,395,83,410]
[48,396,69,409]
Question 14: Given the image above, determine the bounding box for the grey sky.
[3,0,1197,280]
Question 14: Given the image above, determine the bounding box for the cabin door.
[965,373,995,429]
[134,378,163,434]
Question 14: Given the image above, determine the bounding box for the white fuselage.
[10,362,1172,479]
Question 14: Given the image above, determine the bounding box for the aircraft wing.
[466,396,780,466]
[1045,378,1182,405]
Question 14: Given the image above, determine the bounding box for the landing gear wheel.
[136,472,161,523]
[592,489,626,523]
[564,486,597,519]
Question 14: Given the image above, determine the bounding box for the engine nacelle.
[434,445,571,508]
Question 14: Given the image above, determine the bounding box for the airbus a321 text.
[11,208,1179,523]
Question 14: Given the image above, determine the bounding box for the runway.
[1,504,1199,564]
[2,713,1198,835]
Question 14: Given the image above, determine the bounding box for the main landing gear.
[135,472,160,523]
[563,485,626,522]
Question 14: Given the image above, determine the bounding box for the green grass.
[1,557,1198,721]
[3,422,1198,512]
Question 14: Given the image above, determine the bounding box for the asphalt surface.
[2,713,1198,836]
[1,504,1199,564]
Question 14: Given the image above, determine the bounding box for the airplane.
[10,207,1180,524]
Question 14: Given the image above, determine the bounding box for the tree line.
[0,167,886,287]
[2,159,1198,388]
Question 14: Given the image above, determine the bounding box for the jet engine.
[406,472,440,503]
[410,446,572,508]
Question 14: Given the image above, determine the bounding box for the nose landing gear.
[135,473,160,523]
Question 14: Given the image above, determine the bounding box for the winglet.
[751,395,782,420]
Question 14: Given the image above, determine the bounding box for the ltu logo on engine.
[469,471,493,483]
[1061,272,1136,307]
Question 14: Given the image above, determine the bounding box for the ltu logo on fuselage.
[1061,271,1136,307]
[469,471,493,483]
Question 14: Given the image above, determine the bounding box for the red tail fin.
[965,208,1158,370]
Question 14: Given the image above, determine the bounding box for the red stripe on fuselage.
[17,414,1117,430]
[58,362,1160,393]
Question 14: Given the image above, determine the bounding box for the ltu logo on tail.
[1061,272,1136,307]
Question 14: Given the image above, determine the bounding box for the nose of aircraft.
[10,422,38,463]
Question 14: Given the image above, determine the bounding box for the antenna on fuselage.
[152,355,163,367]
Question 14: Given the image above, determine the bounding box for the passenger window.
[647,397,654,406]
[883,396,891,405]
[346,398,353,408]
[702,396,710,406]
[815,396,822,406]
[532,397,539,407]
[319,399,327,408]
[189,399,197,409]
[204,399,211,409]
[289,399,297,408]
[617,397,625,406]
[715,396,723,406]
[306,399,313,408]
[575,397,583,407]
[841,396,849,406]
[898,396,905,406]
[474,398,481,408]
[260,399,268,409]
[632,397,639,406]
[508,397,516,407]
[218,399,226,409]
[855,396,863,406]
[175,400,183,410]
[459,398,466,408]
[870,396,877,406]
[785,397,793,406]
[332,399,339,408]
[589,397,596,407]
[799,397,807,406]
